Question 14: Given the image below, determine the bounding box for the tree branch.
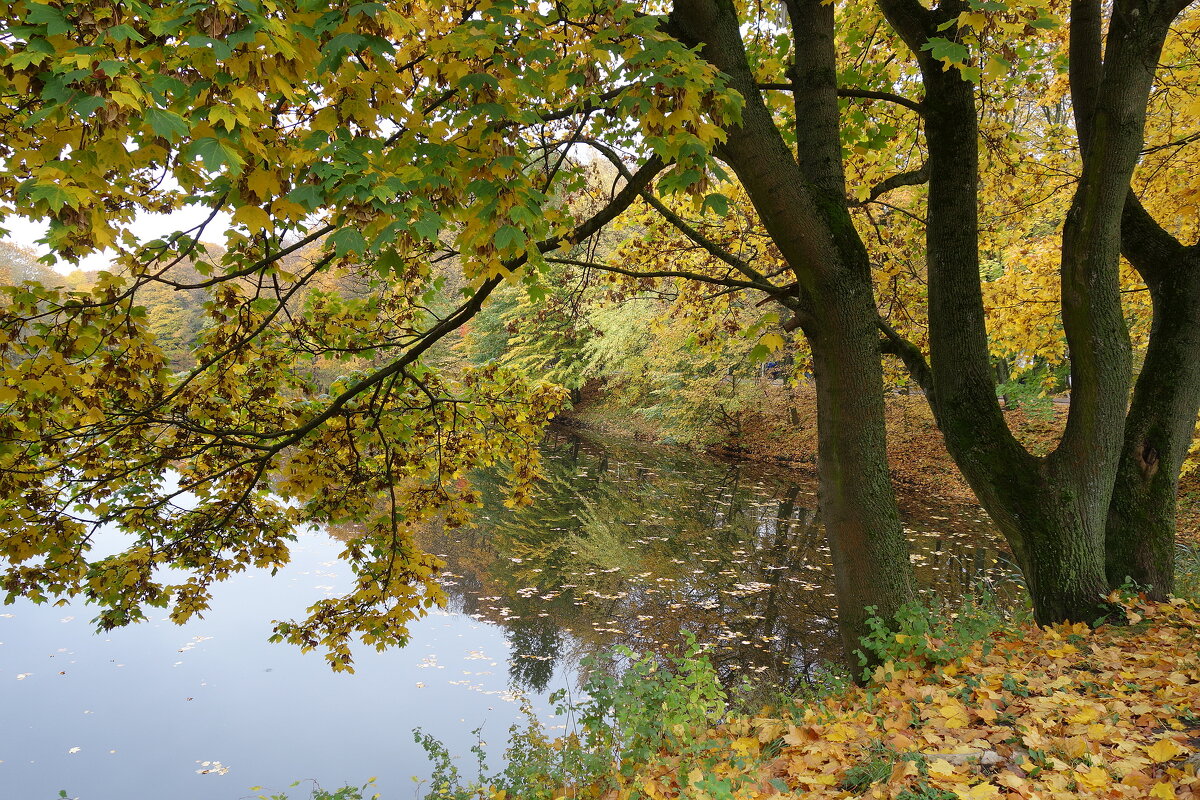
[253,156,668,454]
[580,138,775,289]
[546,255,772,292]
[1069,0,1104,157]
[755,83,925,116]
[849,162,929,206]
[876,317,934,397]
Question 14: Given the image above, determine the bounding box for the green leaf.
[72,96,107,117]
[921,37,970,66]
[319,32,367,71]
[97,60,125,77]
[702,192,729,216]
[5,49,49,70]
[525,282,547,303]
[287,184,323,211]
[144,108,190,142]
[374,247,402,277]
[186,137,245,174]
[412,211,442,242]
[493,224,523,252]
[28,182,75,212]
[104,24,146,44]
[328,227,366,257]
[25,3,71,36]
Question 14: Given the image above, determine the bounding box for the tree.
[872,0,1197,619]
[0,0,739,669]
[561,0,1197,639]
[2,0,1197,674]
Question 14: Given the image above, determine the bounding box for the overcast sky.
[3,206,232,273]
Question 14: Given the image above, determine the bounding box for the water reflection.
[417,428,1015,695]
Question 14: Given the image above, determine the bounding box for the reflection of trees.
[413,428,1011,694]
[505,614,561,693]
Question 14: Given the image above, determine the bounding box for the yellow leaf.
[270,198,308,221]
[939,701,969,729]
[955,783,1000,800]
[983,55,1007,81]
[247,169,281,199]
[959,11,987,30]
[759,332,785,352]
[1076,765,1110,790]
[1147,737,1187,763]
[233,205,272,234]
[929,759,966,782]
[888,758,919,785]
[1063,737,1091,760]
[1149,781,1177,799]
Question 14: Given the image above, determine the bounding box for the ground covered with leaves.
[604,599,1200,800]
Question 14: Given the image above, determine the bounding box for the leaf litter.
[587,597,1200,800]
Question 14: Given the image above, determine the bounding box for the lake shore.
[566,597,1200,800]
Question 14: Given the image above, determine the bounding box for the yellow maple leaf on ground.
[955,783,1001,800]
[1150,781,1178,799]
[1148,737,1188,763]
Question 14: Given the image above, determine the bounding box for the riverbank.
[569,597,1200,800]
[394,594,1200,800]
[561,382,1200,538]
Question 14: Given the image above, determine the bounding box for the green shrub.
[411,634,734,800]
[856,588,1022,682]
[249,779,379,800]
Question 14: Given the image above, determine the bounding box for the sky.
[2,206,232,274]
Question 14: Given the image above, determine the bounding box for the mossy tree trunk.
[1066,4,1200,599]
[1105,203,1200,597]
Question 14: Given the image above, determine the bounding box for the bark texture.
[1105,203,1200,596]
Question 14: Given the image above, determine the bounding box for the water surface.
[1,429,1012,799]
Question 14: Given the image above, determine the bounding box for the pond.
[0,429,1014,799]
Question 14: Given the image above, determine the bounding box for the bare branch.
[756,83,925,116]
[849,163,930,207]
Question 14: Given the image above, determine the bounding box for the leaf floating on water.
[195,760,230,775]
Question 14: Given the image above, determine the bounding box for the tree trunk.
[805,278,914,666]
[668,0,915,670]
[1001,469,1114,624]
[1106,250,1200,596]
[875,0,1181,625]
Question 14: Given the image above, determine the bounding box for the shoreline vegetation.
[384,595,1200,800]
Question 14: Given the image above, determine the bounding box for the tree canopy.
[1,0,1198,669]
